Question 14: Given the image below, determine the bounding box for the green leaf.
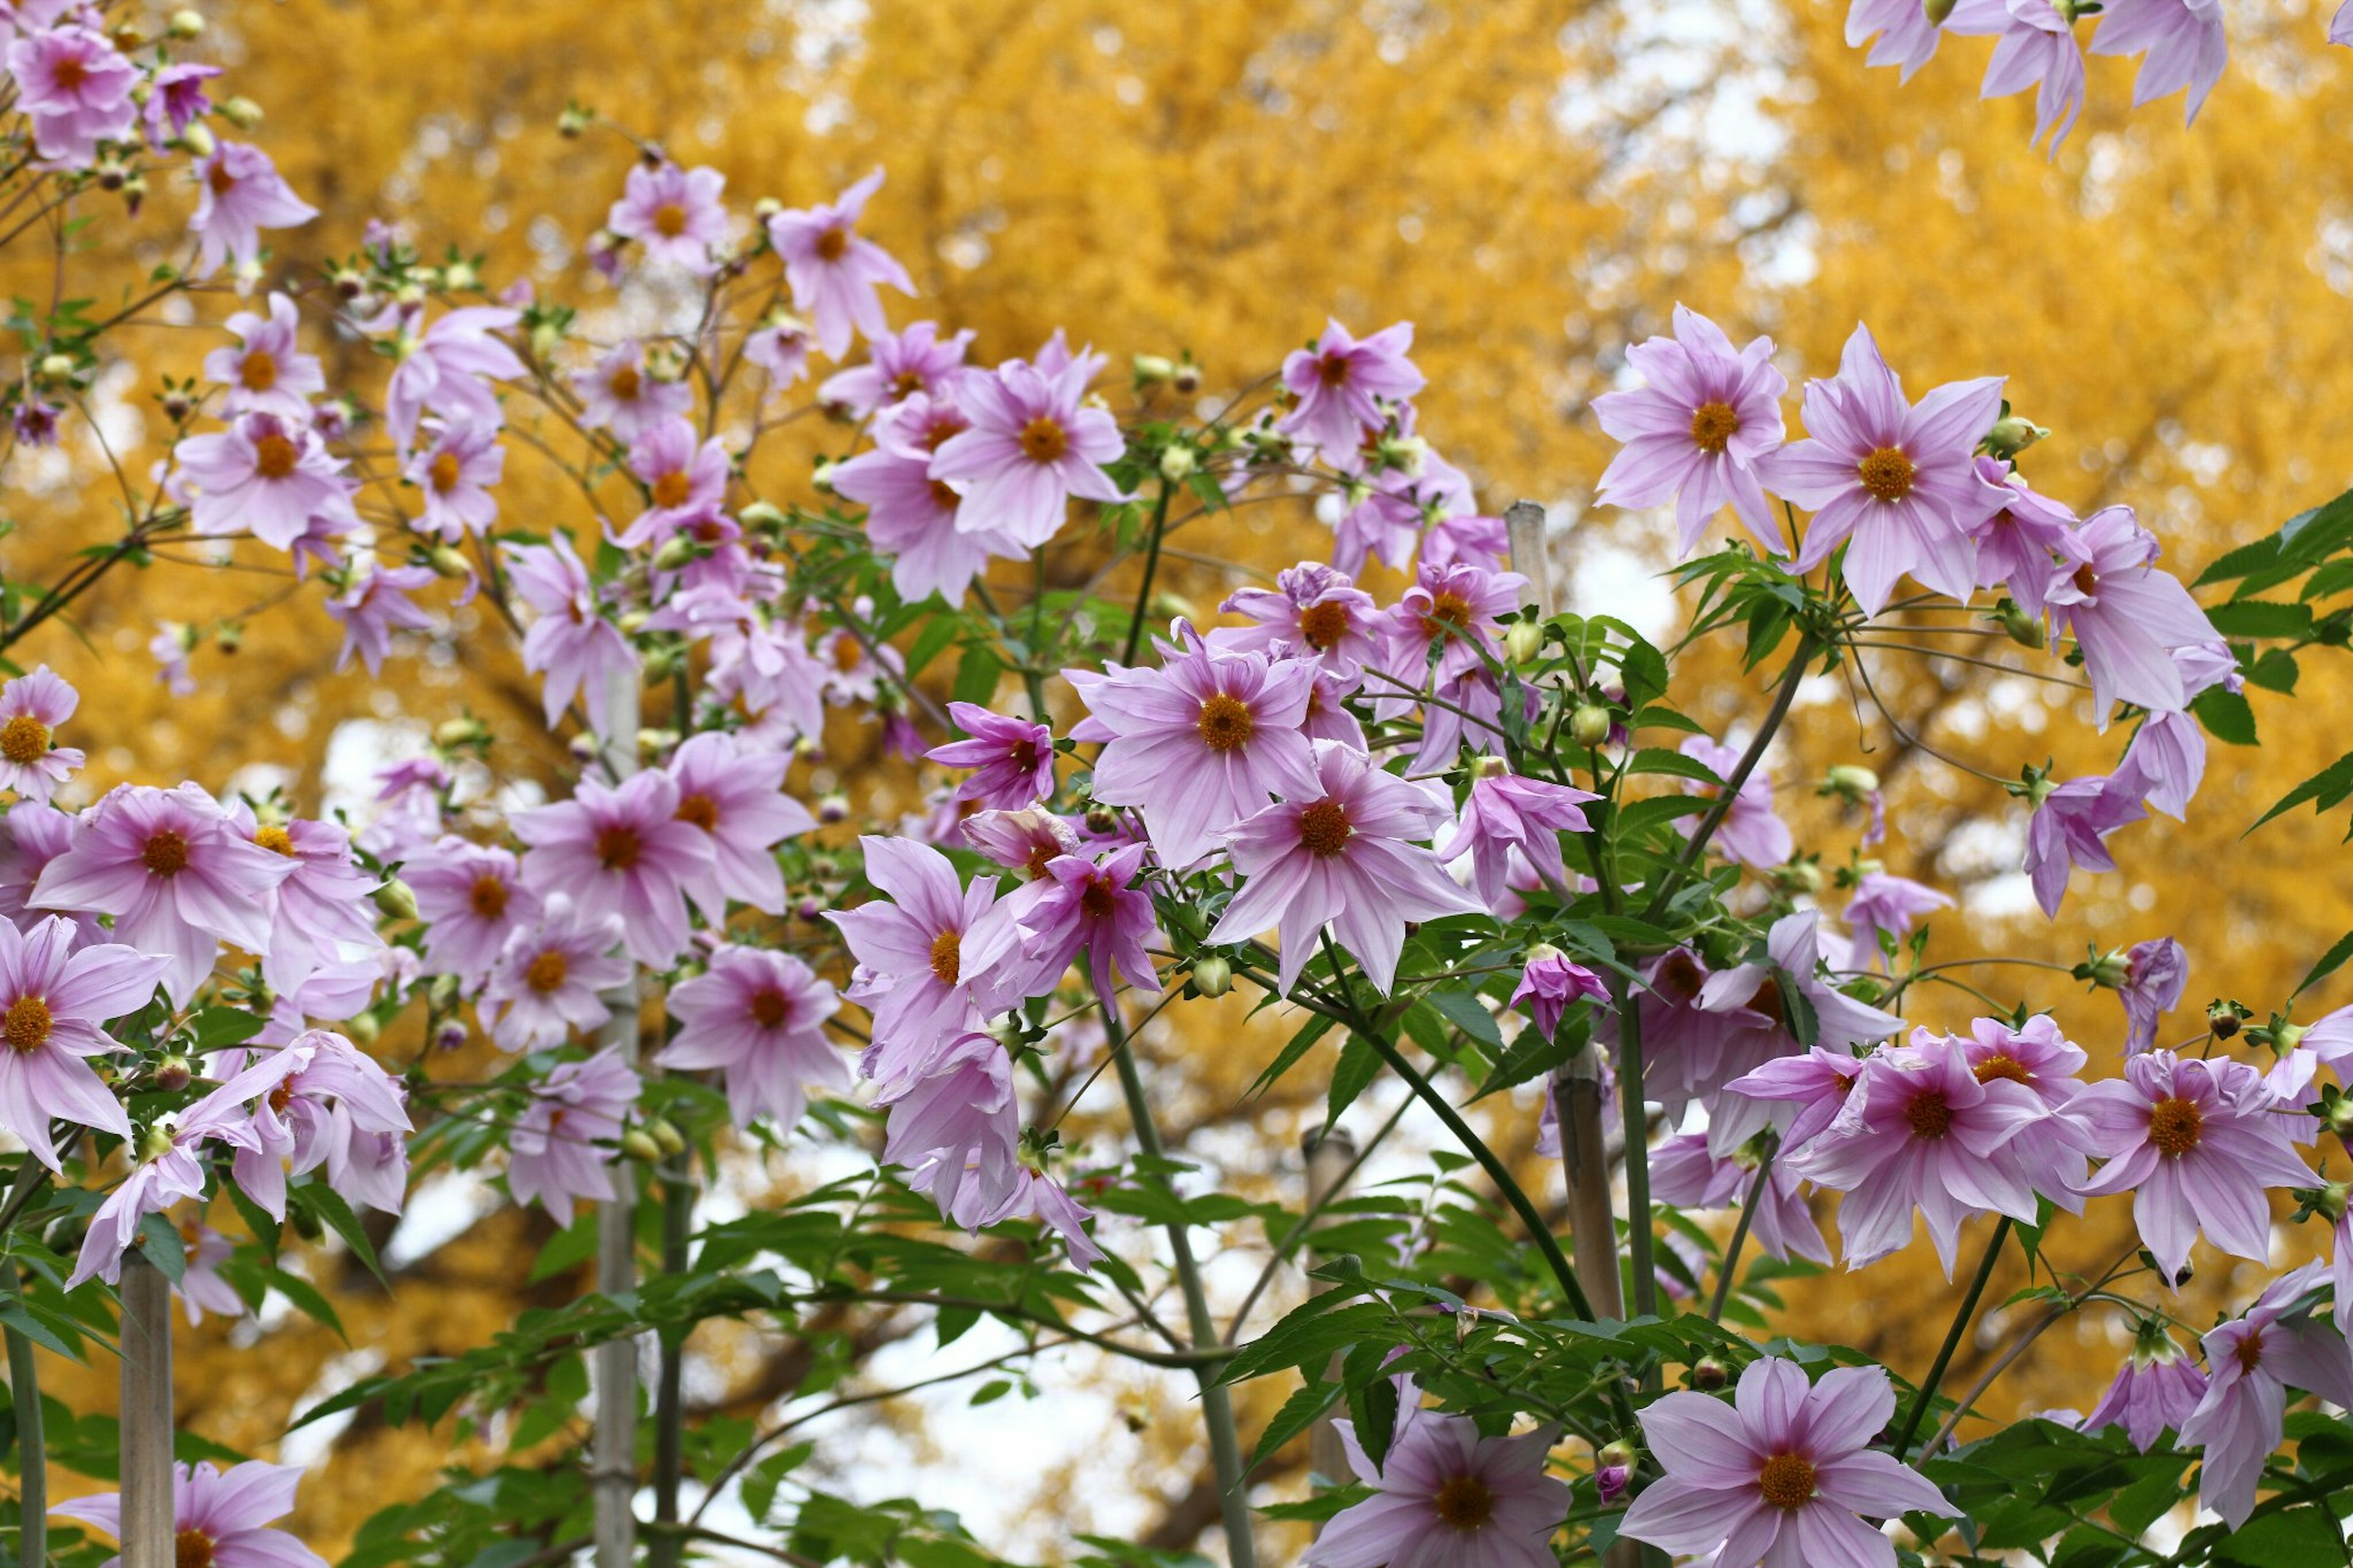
[2295,931,2353,999]
[1423,990,1504,1051]
[135,1212,186,1283]
[1246,1379,1338,1470]
[2249,749,2353,836]
[1326,1036,1381,1126]
[2245,647,2301,693]
[2215,1506,2343,1567]
[2189,686,2258,747]
[1625,748,1724,786]
[260,1267,347,1340]
[188,1007,265,1051]
[950,643,1001,708]
[2203,600,2313,641]
[1248,1014,1334,1099]
[295,1183,388,1289]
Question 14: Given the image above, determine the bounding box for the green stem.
[1892,1218,2012,1461]
[1608,972,1657,1329]
[1094,977,1258,1568]
[1705,1148,1774,1325]
[1120,481,1175,668]
[647,1159,695,1568]
[1,1257,40,1568]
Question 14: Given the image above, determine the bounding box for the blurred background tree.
[12,0,2353,1559]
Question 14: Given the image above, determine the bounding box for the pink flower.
[149,623,197,696]
[1510,947,1608,1039]
[1760,324,2006,615]
[1652,1132,1832,1266]
[616,415,730,550]
[325,560,437,675]
[1374,561,1526,696]
[0,917,164,1168]
[1681,734,1792,869]
[174,1224,244,1325]
[1278,319,1426,461]
[506,1047,640,1225]
[54,1459,327,1568]
[1949,0,2088,153]
[0,665,82,803]
[2335,0,2353,44]
[321,1103,409,1215]
[960,808,1081,879]
[1841,871,1951,969]
[659,946,845,1130]
[1968,458,2076,615]
[930,358,1129,548]
[2089,0,2227,123]
[505,534,639,737]
[405,417,505,540]
[1593,305,1790,555]
[1305,1405,1568,1568]
[664,730,813,920]
[1208,740,1484,996]
[2117,706,2206,820]
[818,320,974,415]
[2082,1319,2207,1452]
[1004,843,1166,1001]
[1437,767,1599,908]
[513,770,714,968]
[574,341,694,441]
[222,1030,410,1219]
[833,397,1023,607]
[142,60,217,151]
[982,1167,1103,1271]
[2043,506,2218,722]
[876,1030,1021,1230]
[1844,0,1947,79]
[31,783,295,1006]
[176,412,357,551]
[7,25,134,165]
[405,837,542,985]
[765,168,915,359]
[384,307,523,455]
[1621,1358,1955,1568]
[928,703,1055,812]
[608,162,728,275]
[2024,773,2145,917]
[2073,1051,2313,1279]
[1794,1029,2052,1273]
[743,315,814,392]
[479,895,631,1053]
[1729,1045,1868,1156]
[233,810,384,998]
[1075,627,1320,867]
[1218,562,1381,672]
[826,836,1020,1092]
[204,293,325,420]
[189,143,317,278]
[2116,936,2188,1055]
[2180,1262,2353,1526]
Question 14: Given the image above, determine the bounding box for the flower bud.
[1922,0,1958,21]
[2208,999,2246,1039]
[1172,360,1202,395]
[646,1117,686,1157]
[330,265,366,301]
[1982,414,2049,462]
[752,195,783,221]
[288,1203,325,1241]
[740,500,789,534]
[1523,942,1565,964]
[1085,804,1120,836]
[436,716,490,750]
[214,623,243,655]
[1995,599,2046,650]
[1689,1355,1729,1391]
[1770,859,1823,896]
[346,1012,381,1045]
[161,385,194,422]
[36,354,73,385]
[1569,703,1613,748]
[558,104,593,137]
[1188,954,1234,998]
[219,96,263,130]
[817,792,850,825]
[433,1020,468,1053]
[653,535,702,573]
[94,155,126,192]
[1471,753,1511,780]
[1132,354,1175,385]
[1821,763,1879,803]
[2313,1181,2352,1224]
[1504,618,1545,666]
[426,545,471,580]
[152,1055,194,1093]
[1158,444,1197,483]
[620,1129,663,1162]
[372,879,419,920]
[168,9,205,37]
[442,260,480,293]
[180,119,215,158]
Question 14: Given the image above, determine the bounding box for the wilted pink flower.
[1761,324,2005,615]
[1305,1404,1568,1568]
[1842,871,1951,968]
[325,561,437,675]
[2181,1262,2353,1527]
[827,836,1020,1091]
[384,306,523,455]
[2116,707,2205,821]
[142,60,218,150]
[819,320,973,415]
[176,412,357,552]
[506,1047,640,1225]
[1948,0,2088,153]
[574,341,692,441]
[2082,1319,2207,1452]
[665,730,811,920]
[982,1167,1103,1271]
[505,533,638,736]
[1510,947,1608,1039]
[205,293,325,420]
[149,623,197,696]
[930,358,1128,549]
[189,143,317,278]
[766,168,915,359]
[0,665,82,804]
[960,808,1082,879]
[1729,1045,1868,1156]
[2073,1050,2313,1279]
[32,782,295,1006]
[1652,1132,1832,1266]
[480,895,631,1053]
[2024,773,2145,918]
[608,162,728,275]
[1077,627,1320,867]
[660,946,844,1130]
[13,395,58,448]
[222,1030,410,1219]
[1593,305,1789,555]
[8,25,134,165]
[1438,766,1598,908]
[514,770,713,968]
[1218,562,1381,672]
[0,917,165,1168]
[1704,911,1907,1056]
[876,1030,1021,1230]
[929,703,1056,812]
[2043,506,2217,723]
[1208,740,1483,996]
[1279,319,1426,460]
[1004,843,1165,1001]
[230,810,383,998]
[405,417,505,540]
[320,1101,410,1215]
[405,838,540,985]
[2090,0,2227,123]
[1681,734,1792,869]
[1621,1358,1955,1568]
[55,1458,327,1568]
[1967,458,2076,614]
[2116,937,2188,1055]
[744,314,814,392]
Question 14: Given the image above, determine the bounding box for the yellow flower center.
[1195,693,1254,752]
[252,433,300,480]
[651,470,693,510]
[675,793,719,832]
[1431,1472,1495,1530]
[1422,590,1474,638]
[653,202,689,238]
[928,930,961,987]
[469,874,509,918]
[1078,875,1118,921]
[4,996,51,1053]
[1297,601,1351,651]
[2150,1096,2203,1157]
[240,350,279,392]
[1857,445,1915,504]
[1757,1452,1817,1510]
[814,226,850,262]
[525,950,568,993]
[143,829,191,877]
[176,1528,217,1568]
[1018,415,1069,464]
[0,715,51,766]
[832,632,865,673]
[929,479,962,510]
[750,988,789,1029]
[595,825,642,871]
[1973,1054,2031,1086]
[1316,350,1352,387]
[430,451,462,494]
[1689,400,1740,455]
[207,161,236,197]
[1904,1089,1952,1140]
[1298,800,1353,858]
[253,824,296,857]
[608,365,642,402]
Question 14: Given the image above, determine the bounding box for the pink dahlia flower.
[204,292,325,421]
[514,770,713,968]
[507,1047,640,1225]
[827,836,1020,1092]
[1680,734,1793,869]
[818,319,974,416]
[607,161,728,275]
[0,664,82,803]
[1437,766,1599,908]
[876,1030,1022,1230]
[2180,1262,2353,1527]
[2082,1318,2207,1452]
[1004,842,1166,1001]
[189,143,317,278]
[2090,0,2227,123]
[7,25,134,165]
[616,415,730,550]
[54,1459,327,1568]
[765,168,915,360]
[1218,562,1381,673]
[574,340,693,441]
[930,357,1129,549]
[504,533,639,737]
[659,945,846,1131]
[405,837,542,986]
[2042,505,2217,723]
[1593,304,1789,555]
[1845,0,1947,80]
[1841,870,1951,969]
[1728,1045,1868,1156]
[1620,1358,1955,1568]
[1967,456,2076,615]
[2116,936,2188,1055]
[1278,318,1426,461]
[832,395,1024,607]
[325,561,437,676]
[928,703,1056,813]
[664,730,811,921]
[2024,773,2145,918]
[222,1030,410,1219]
[2118,706,2207,820]
[1654,1132,1832,1266]
[480,895,631,1053]
[0,916,165,1168]
[384,306,523,455]
[176,412,357,552]
[406,417,505,540]
[960,808,1081,879]
[1510,947,1608,1039]
[142,60,218,151]
[1305,1405,1569,1568]
[1948,0,2088,153]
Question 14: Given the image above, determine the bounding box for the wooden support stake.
[117,1252,173,1568]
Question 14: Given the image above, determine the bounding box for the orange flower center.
[928,930,961,987]
[430,451,463,494]
[1689,400,1740,455]
[891,369,926,398]
[2237,1327,2266,1374]
[2072,562,2098,597]
[675,793,719,832]
[51,57,86,92]
[929,479,962,510]
[1757,1452,1817,1510]
[1316,350,1352,387]
[3,996,51,1053]
[608,365,643,402]
[1431,1472,1495,1531]
[832,632,865,673]
[469,874,510,919]
[143,829,191,877]
[253,824,296,857]
[1904,1089,1953,1140]
[750,988,789,1029]
[595,825,642,870]
[1079,876,1118,921]
[814,226,850,262]
[1858,445,1915,504]
[1297,601,1351,651]
[240,349,279,392]
[207,161,237,197]
[0,715,51,766]
[1973,1054,2031,1086]
[1195,693,1254,752]
[176,1528,217,1568]
[651,469,693,510]
[2150,1096,2202,1157]
[1298,800,1353,858]
[1018,415,1069,464]
[653,202,689,238]
[252,433,300,480]
[1422,590,1474,638]
[525,950,568,993]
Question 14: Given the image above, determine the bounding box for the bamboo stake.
[117,1252,173,1568]
[593,664,643,1568]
